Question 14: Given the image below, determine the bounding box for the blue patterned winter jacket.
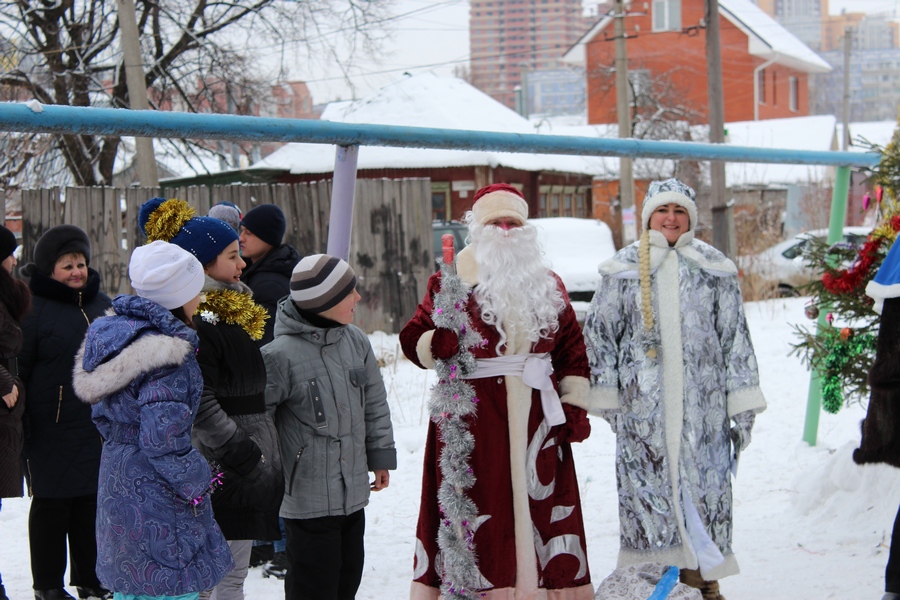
[73,295,233,596]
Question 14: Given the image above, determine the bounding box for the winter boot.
[76,586,113,600]
[249,543,275,568]
[262,551,288,580]
[679,568,725,600]
[34,590,76,600]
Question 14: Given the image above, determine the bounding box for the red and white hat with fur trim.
[472,183,528,225]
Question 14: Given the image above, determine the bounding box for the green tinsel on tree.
[790,116,900,412]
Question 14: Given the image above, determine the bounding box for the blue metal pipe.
[0,102,880,168]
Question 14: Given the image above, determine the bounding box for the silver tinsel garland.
[429,259,486,600]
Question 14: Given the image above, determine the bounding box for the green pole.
[803,165,851,446]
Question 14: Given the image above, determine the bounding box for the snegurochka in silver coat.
[582,179,767,600]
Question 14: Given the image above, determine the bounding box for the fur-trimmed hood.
[73,294,198,405]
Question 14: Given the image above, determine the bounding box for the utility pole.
[614,0,635,245]
[841,26,852,151]
[117,0,158,187]
[705,0,735,260]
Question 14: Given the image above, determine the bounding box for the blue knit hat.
[241,204,286,247]
[139,197,238,267]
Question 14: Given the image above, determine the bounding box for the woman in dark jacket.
[140,198,283,600]
[0,225,31,600]
[18,225,112,600]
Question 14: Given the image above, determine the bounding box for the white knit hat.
[471,183,529,225]
[640,178,698,232]
[129,241,205,310]
[290,254,358,313]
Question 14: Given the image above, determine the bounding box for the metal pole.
[803,165,851,446]
[116,0,158,187]
[327,144,359,261]
[614,0,635,245]
[841,27,852,151]
[0,103,879,168]
[706,0,735,260]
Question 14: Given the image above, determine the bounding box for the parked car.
[738,226,871,297]
[532,217,616,322]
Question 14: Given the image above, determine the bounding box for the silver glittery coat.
[582,230,766,581]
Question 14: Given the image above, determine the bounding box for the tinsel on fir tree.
[791,117,900,412]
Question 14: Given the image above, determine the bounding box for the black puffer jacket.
[241,244,302,345]
[192,277,284,541]
[19,268,110,497]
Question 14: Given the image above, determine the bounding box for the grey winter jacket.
[261,298,396,520]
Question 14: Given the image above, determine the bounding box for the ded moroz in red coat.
[399,246,594,600]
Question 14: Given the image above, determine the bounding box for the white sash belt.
[463,353,565,426]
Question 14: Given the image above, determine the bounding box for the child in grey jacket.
[261,254,396,600]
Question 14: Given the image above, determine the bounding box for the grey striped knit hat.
[290,254,358,313]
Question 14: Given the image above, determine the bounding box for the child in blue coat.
[73,241,233,600]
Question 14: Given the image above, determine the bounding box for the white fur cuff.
[726,386,767,418]
[415,329,437,369]
[568,385,620,415]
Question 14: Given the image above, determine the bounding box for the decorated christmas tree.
[791,118,900,413]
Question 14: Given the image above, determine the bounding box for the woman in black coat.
[0,225,31,600]
[18,225,111,600]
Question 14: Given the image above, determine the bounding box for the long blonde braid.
[638,228,657,358]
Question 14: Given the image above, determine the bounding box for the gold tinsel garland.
[197,289,269,341]
[145,199,195,243]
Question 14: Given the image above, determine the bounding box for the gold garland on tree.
[144,199,195,243]
[197,289,269,341]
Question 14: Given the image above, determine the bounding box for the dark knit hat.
[0,225,17,263]
[241,204,286,247]
[290,254,357,313]
[139,197,238,267]
[32,224,91,275]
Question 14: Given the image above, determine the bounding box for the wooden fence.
[20,178,434,334]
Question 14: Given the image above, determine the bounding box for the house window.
[539,193,547,217]
[551,193,560,216]
[431,182,451,221]
[773,71,777,106]
[576,193,587,217]
[652,0,681,32]
[789,76,799,112]
[563,194,572,216]
[758,68,766,104]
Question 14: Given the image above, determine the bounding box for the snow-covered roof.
[838,120,896,153]
[534,112,846,186]
[117,137,228,180]
[563,0,830,74]
[721,0,830,73]
[724,114,837,186]
[253,73,605,177]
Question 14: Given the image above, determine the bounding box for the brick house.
[562,0,831,125]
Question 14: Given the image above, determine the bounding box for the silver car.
[738,226,871,297]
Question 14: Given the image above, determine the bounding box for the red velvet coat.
[400,247,594,600]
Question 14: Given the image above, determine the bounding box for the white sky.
[301,0,898,104]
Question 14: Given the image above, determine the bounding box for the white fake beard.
[468,219,564,354]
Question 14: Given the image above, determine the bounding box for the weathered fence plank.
[20,179,432,333]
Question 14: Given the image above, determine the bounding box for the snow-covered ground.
[2,296,897,599]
